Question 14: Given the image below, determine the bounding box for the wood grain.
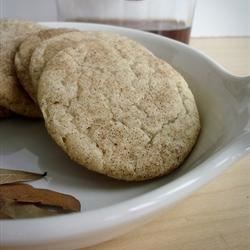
[83,38,250,250]
[190,38,250,76]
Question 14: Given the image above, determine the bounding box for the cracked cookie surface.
[0,20,43,117]
[30,31,153,101]
[38,37,200,181]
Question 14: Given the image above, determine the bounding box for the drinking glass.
[57,0,196,43]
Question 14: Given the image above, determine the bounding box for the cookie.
[29,31,153,101]
[0,20,43,117]
[15,28,75,101]
[0,107,12,118]
[38,38,200,181]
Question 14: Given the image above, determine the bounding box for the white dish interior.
[0,22,249,250]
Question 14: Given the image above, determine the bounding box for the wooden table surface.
[83,38,250,250]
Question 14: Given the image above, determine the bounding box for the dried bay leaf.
[0,168,47,185]
[0,199,60,219]
[0,183,81,213]
[0,172,81,219]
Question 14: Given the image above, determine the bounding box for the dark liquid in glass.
[69,19,191,44]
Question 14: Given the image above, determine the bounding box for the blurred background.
[0,0,249,38]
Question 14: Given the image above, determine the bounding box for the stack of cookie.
[0,20,200,181]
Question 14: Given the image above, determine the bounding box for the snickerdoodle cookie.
[0,20,43,117]
[15,28,75,101]
[37,37,200,181]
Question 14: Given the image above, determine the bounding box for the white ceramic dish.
[0,22,249,250]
